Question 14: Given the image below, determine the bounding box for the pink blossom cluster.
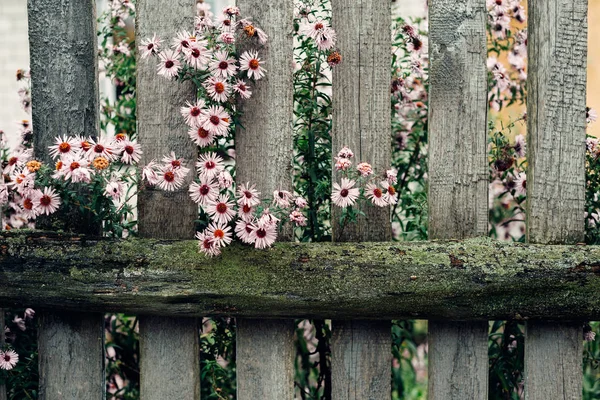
[109,0,135,28]
[1,308,34,371]
[295,9,341,66]
[191,152,308,257]
[332,147,398,209]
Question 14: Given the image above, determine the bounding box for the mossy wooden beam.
[0,231,599,320]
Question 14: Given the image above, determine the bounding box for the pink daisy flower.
[295,196,308,208]
[315,27,336,51]
[182,41,211,69]
[334,157,352,171]
[204,76,231,103]
[251,220,278,249]
[196,231,221,257]
[0,349,18,370]
[201,106,230,136]
[237,182,261,207]
[366,183,388,207]
[513,134,526,158]
[235,219,256,244]
[196,152,225,180]
[217,170,233,189]
[180,100,206,128]
[206,194,236,224]
[234,80,252,99]
[337,146,354,159]
[289,209,307,226]
[356,162,373,177]
[331,178,359,208]
[34,187,61,215]
[222,6,240,16]
[188,126,215,148]
[386,169,398,184]
[514,172,526,196]
[142,160,161,185]
[138,34,162,59]
[301,19,329,40]
[171,30,196,53]
[119,140,143,164]
[104,179,124,201]
[157,50,181,79]
[237,203,255,222]
[161,152,190,176]
[189,178,219,205]
[57,155,93,183]
[48,135,80,159]
[4,149,33,174]
[382,182,398,205]
[156,165,186,191]
[216,14,235,31]
[209,50,238,78]
[273,189,293,208]
[218,32,236,44]
[19,191,38,219]
[258,209,280,226]
[206,222,233,247]
[9,169,35,194]
[86,137,116,161]
[239,50,267,80]
[587,107,598,124]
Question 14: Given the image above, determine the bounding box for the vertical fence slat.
[0,309,6,400]
[427,0,489,398]
[28,1,105,398]
[136,1,200,399]
[330,0,392,398]
[525,1,588,399]
[235,0,295,399]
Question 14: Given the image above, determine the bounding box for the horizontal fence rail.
[0,231,599,320]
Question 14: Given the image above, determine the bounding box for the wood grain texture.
[38,312,104,400]
[136,0,197,239]
[136,2,200,399]
[27,1,105,397]
[236,319,295,400]
[331,320,391,400]
[427,321,489,400]
[331,0,392,397]
[139,317,200,400]
[235,1,296,398]
[526,0,588,245]
[27,0,99,164]
[428,0,488,239]
[331,0,392,242]
[524,322,583,400]
[427,0,489,398]
[525,2,588,398]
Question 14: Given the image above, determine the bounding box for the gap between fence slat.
[235,0,296,398]
[330,0,392,397]
[27,0,106,398]
[524,1,588,399]
[427,0,489,398]
[136,1,200,399]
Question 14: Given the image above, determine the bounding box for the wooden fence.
[0,0,591,398]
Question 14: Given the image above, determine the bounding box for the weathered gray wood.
[331,0,391,242]
[524,1,588,398]
[428,0,489,397]
[236,319,295,400]
[27,1,105,398]
[139,317,200,400]
[331,320,390,399]
[136,1,200,399]
[524,322,583,400]
[136,0,197,239]
[428,321,489,399]
[4,233,600,320]
[331,0,392,397]
[27,0,99,164]
[0,309,6,400]
[38,312,104,400]
[526,0,587,245]
[235,0,296,398]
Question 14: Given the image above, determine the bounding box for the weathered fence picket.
[524,0,588,398]
[136,0,201,399]
[330,0,392,397]
[2,0,593,398]
[427,0,489,398]
[235,0,296,398]
[27,0,106,398]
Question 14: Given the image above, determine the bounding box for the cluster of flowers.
[0,308,34,371]
[296,9,341,66]
[189,152,309,257]
[331,147,398,208]
[139,6,268,150]
[486,0,527,112]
